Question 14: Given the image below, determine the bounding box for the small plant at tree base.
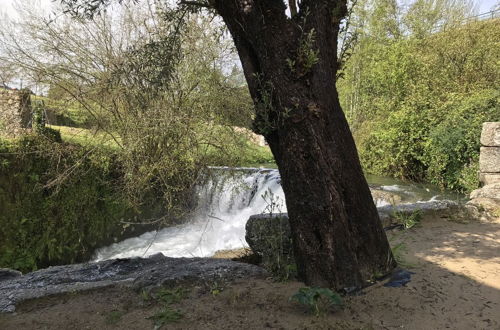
[391,242,416,269]
[259,189,297,281]
[290,287,343,316]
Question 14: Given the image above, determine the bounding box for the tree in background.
[0,1,260,213]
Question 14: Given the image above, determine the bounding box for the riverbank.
[1,213,498,329]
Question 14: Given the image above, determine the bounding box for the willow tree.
[64,0,396,290]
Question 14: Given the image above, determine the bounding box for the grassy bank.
[0,135,140,273]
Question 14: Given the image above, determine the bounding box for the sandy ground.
[1,215,499,330]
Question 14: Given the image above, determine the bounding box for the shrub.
[0,136,131,272]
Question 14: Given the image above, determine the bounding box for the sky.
[0,0,497,91]
[1,0,499,18]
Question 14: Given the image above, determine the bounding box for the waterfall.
[94,167,286,261]
[93,167,454,261]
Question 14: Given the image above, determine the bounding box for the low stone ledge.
[0,254,266,313]
[376,200,463,226]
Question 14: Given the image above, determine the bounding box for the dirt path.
[1,215,499,330]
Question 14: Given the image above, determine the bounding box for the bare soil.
[1,215,499,330]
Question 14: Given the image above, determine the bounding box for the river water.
[93,167,462,261]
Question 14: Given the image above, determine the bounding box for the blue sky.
[1,0,499,17]
[479,0,499,11]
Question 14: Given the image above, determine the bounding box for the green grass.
[146,286,190,327]
[149,306,183,326]
[393,210,422,230]
[155,287,189,304]
[391,242,417,269]
[46,123,275,167]
[105,310,125,324]
[32,95,92,128]
[47,125,121,150]
[290,287,343,316]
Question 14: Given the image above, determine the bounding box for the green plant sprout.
[149,306,183,328]
[290,287,343,316]
[393,209,422,229]
[155,286,189,304]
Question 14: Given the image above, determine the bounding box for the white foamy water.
[380,185,405,192]
[93,168,449,261]
[94,168,286,261]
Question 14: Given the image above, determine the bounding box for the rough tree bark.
[211,0,396,290]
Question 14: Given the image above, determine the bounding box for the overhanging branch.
[179,0,212,8]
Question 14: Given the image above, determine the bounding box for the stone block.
[0,87,32,136]
[470,183,500,200]
[480,173,500,186]
[245,213,292,258]
[481,122,500,147]
[479,147,500,173]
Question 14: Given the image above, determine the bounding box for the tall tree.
[63,0,396,290]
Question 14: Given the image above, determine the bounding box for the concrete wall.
[0,87,31,137]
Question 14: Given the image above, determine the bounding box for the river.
[93,167,463,261]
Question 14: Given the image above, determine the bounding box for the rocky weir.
[0,168,474,313]
[93,167,459,261]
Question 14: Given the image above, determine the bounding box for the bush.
[340,19,500,193]
[423,90,499,192]
[0,136,132,272]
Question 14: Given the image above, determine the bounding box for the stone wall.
[0,87,31,137]
[479,122,500,186]
[467,122,500,221]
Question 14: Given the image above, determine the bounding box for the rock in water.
[0,269,22,282]
[245,213,294,277]
[245,213,292,257]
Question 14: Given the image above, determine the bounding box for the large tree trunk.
[213,0,396,289]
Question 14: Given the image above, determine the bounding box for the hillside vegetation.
[339,18,500,193]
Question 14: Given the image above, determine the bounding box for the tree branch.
[288,0,298,17]
[178,0,212,8]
